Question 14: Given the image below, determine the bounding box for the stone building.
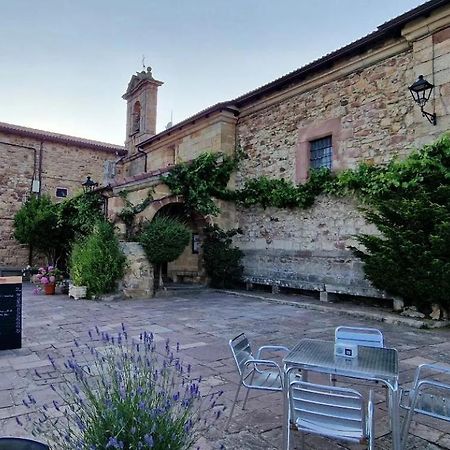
[108,0,450,301]
[0,122,125,269]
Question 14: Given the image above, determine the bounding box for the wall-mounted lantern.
[82,176,98,193]
[408,75,436,125]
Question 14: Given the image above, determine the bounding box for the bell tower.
[123,67,163,152]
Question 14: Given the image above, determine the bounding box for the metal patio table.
[282,339,400,450]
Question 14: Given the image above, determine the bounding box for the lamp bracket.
[420,107,437,126]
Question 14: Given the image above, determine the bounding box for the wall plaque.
[0,276,22,350]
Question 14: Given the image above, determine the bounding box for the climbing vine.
[162,152,238,216]
[117,189,154,239]
[161,135,450,312]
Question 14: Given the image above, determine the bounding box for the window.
[55,187,68,198]
[310,136,333,169]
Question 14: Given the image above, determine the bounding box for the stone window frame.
[295,117,342,184]
[55,187,68,198]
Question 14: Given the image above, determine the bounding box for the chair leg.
[242,387,251,410]
[225,382,242,431]
[242,370,255,410]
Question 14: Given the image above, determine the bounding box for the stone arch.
[148,196,208,286]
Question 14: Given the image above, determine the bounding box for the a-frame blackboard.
[0,276,22,350]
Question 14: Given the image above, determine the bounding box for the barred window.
[310,136,333,169]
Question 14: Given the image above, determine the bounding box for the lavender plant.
[24,325,224,449]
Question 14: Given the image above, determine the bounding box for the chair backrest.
[0,438,49,450]
[335,326,384,348]
[229,333,253,375]
[289,380,365,440]
[408,363,450,422]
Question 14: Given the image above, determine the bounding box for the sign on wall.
[0,276,22,350]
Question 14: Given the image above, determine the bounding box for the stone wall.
[234,24,450,297]
[122,113,236,177]
[0,130,121,268]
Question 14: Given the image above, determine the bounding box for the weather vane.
[142,55,146,70]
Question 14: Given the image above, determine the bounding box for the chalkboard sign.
[0,277,22,350]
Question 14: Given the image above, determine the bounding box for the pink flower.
[36,274,42,279]
[39,267,45,273]
[49,276,55,283]
[40,276,49,285]
[48,266,54,271]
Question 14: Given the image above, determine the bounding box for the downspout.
[137,146,148,172]
[38,141,44,196]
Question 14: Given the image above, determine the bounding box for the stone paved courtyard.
[1,284,450,449]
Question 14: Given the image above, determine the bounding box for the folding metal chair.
[0,438,49,449]
[332,326,384,386]
[289,380,374,450]
[226,332,289,430]
[400,363,450,449]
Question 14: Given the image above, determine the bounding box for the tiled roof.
[0,121,126,154]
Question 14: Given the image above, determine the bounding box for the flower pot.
[69,285,87,300]
[43,283,56,295]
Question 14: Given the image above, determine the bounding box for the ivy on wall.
[117,189,154,239]
[160,135,450,312]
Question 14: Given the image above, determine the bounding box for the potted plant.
[34,265,62,295]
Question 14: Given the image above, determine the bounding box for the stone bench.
[171,271,200,283]
[243,275,404,311]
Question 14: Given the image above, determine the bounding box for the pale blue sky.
[0,0,425,145]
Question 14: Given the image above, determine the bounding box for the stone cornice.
[402,4,450,42]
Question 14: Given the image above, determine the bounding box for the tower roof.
[122,67,164,100]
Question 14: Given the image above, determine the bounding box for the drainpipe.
[137,146,148,173]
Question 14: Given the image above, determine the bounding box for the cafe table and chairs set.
[227,326,450,449]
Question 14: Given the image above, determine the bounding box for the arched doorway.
[152,202,207,287]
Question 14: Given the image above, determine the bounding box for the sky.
[0,0,426,146]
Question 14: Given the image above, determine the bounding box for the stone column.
[119,242,154,298]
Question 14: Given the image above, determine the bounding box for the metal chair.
[332,326,384,386]
[288,380,374,450]
[0,438,49,449]
[226,332,289,430]
[400,363,450,449]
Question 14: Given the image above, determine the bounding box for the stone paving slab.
[0,284,449,449]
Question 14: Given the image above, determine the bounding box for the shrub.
[24,325,223,449]
[139,216,190,287]
[69,221,125,297]
[353,135,450,313]
[202,225,243,288]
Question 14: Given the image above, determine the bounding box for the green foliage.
[69,221,125,297]
[13,192,106,267]
[237,168,337,209]
[162,152,238,216]
[353,135,450,311]
[139,216,190,265]
[118,189,154,240]
[202,225,243,288]
[28,327,218,450]
[13,195,61,263]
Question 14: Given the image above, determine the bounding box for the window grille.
[310,136,333,169]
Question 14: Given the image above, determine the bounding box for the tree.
[354,135,450,314]
[13,195,61,264]
[139,216,190,289]
[202,225,243,288]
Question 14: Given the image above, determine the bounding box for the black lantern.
[82,176,98,192]
[408,75,436,125]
